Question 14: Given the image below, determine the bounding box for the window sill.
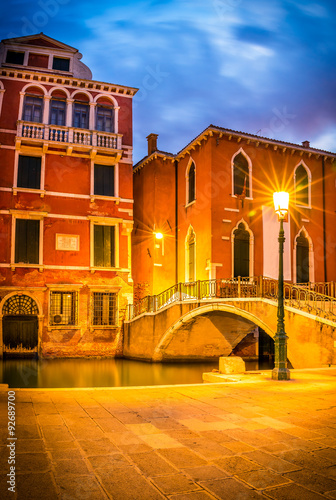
[90,195,119,204]
[47,325,79,330]
[185,200,196,209]
[13,188,46,198]
[90,325,118,330]
[11,264,43,272]
[295,204,311,209]
[231,195,253,200]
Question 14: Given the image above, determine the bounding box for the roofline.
[133,125,336,173]
[0,67,138,96]
[1,33,79,53]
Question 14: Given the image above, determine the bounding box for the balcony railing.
[17,121,122,150]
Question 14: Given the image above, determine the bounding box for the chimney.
[147,133,158,155]
[302,140,310,148]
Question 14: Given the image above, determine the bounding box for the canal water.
[0,358,266,388]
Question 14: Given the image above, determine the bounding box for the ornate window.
[2,295,38,315]
[233,153,249,197]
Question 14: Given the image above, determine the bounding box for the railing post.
[238,276,241,298]
[197,280,201,300]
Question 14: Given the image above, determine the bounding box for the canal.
[0,358,265,388]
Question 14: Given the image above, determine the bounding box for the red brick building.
[133,128,336,297]
[0,34,137,357]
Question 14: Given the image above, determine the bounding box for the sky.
[1,0,335,163]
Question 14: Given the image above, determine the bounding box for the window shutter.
[17,156,41,189]
[15,219,39,264]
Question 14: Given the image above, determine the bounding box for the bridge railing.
[127,276,336,321]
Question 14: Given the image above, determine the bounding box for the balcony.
[16,121,123,161]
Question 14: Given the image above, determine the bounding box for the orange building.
[0,34,137,358]
[133,128,336,297]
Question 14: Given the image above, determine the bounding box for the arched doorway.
[2,294,39,357]
[296,231,309,283]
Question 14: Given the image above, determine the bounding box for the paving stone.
[49,448,83,461]
[15,472,58,500]
[169,492,217,500]
[282,427,325,440]
[16,452,51,473]
[88,453,129,469]
[139,432,183,449]
[57,475,108,500]
[77,438,119,456]
[41,425,74,442]
[278,449,333,469]
[114,411,148,424]
[243,450,300,473]
[198,430,236,444]
[128,451,177,476]
[155,448,207,470]
[178,418,238,432]
[53,458,91,476]
[98,465,164,499]
[214,455,263,474]
[119,442,153,454]
[235,469,292,489]
[312,447,336,464]
[221,428,274,447]
[183,465,229,481]
[16,439,45,453]
[284,469,336,493]
[199,477,263,499]
[224,441,255,454]
[36,414,64,426]
[15,424,40,439]
[151,473,201,494]
[265,483,326,499]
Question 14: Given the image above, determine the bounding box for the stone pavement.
[1,368,336,500]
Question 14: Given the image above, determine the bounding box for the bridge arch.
[152,302,276,361]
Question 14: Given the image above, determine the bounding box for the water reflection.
[0,358,272,389]
[0,358,220,388]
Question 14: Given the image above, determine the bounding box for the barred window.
[92,292,117,326]
[50,291,77,325]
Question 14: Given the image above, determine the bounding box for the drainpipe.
[322,157,327,282]
[175,159,178,284]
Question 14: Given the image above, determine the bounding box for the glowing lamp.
[155,232,163,240]
[273,191,289,219]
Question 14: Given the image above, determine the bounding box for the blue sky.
[1,0,335,162]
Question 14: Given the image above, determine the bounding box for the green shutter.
[234,224,250,278]
[94,225,115,267]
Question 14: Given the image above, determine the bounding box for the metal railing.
[127,276,336,321]
[17,121,122,150]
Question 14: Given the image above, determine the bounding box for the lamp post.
[272,191,290,381]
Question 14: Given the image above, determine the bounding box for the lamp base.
[272,368,290,380]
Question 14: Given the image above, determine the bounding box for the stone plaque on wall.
[56,234,80,251]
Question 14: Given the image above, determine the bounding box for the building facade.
[0,34,137,358]
[133,128,336,297]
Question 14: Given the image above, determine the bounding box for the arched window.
[294,164,309,206]
[233,152,250,197]
[73,94,90,129]
[233,222,250,278]
[96,105,114,133]
[296,230,309,283]
[186,227,196,282]
[23,94,43,123]
[186,161,196,204]
[50,96,66,126]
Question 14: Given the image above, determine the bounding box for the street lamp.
[272,191,290,380]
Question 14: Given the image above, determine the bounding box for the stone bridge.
[123,278,336,369]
